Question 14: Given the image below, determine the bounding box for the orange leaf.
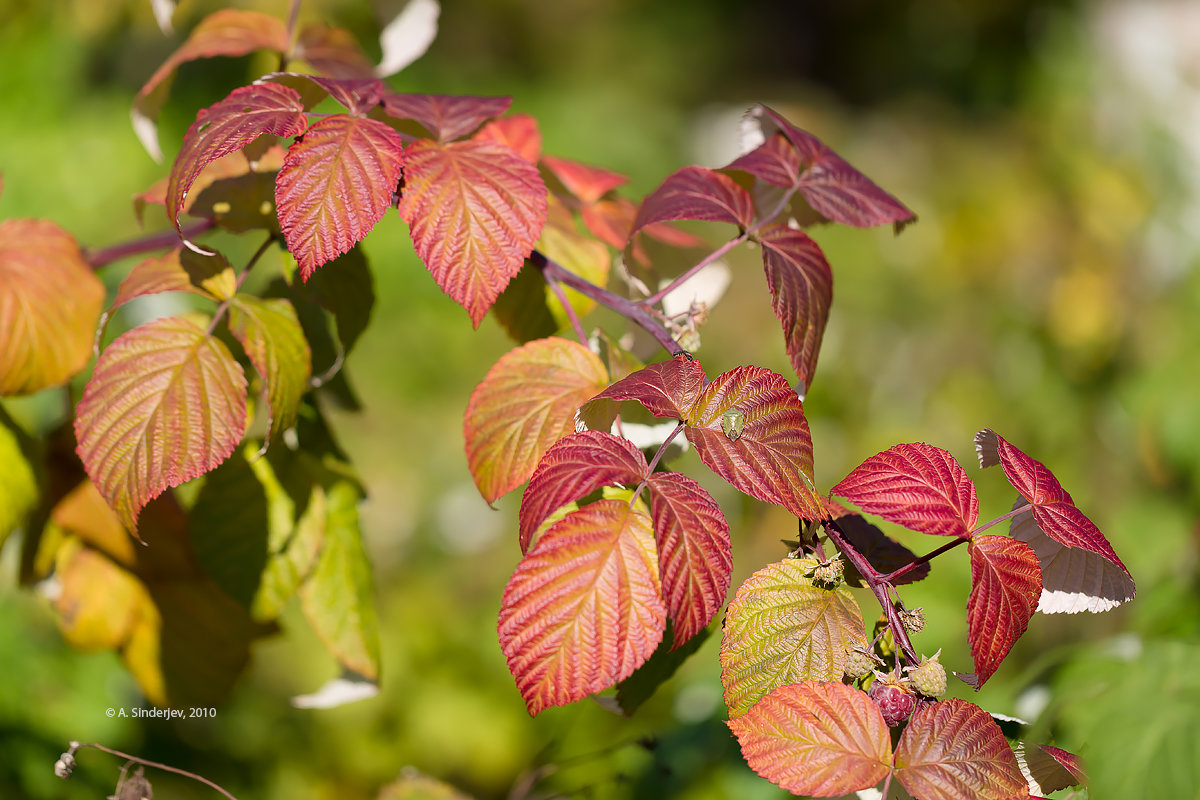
[74,317,247,533]
[133,9,290,160]
[0,219,105,396]
[464,337,609,504]
[398,138,547,326]
[276,114,406,279]
[728,681,892,796]
[895,699,1027,800]
[498,498,665,715]
[474,114,542,162]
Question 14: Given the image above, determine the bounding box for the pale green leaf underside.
[721,558,868,718]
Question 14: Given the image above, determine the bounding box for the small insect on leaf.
[721,408,745,441]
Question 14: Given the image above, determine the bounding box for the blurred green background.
[2,0,1198,798]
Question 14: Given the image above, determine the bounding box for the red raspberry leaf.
[646,472,732,648]
[293,23,376,80]
[588,353,706,421]
[167,83,307,241]
[895,699,1027,800]
[397,139,547,327]
[1010,502,1135,613]
[541,154,629,203]
[750,105,915,230]
[630,166,755,243]
[464,337,610,504]
[720,559,868,718]
[276,114,406,280]
[0,219,105,396]
[499,498,665,716]
[1016,742,1088,794]
[833,442,979,537]
[728,681,891,796]
[474,114,543,163]
[227,296,312,444]
[380,92,512,142]
[986,429,1131,577]
[133,9,291,161]
[685,366,823,519]
[74,317,247,534]
[756,224,832,394]
[966,534,1042,688]
[723,131,802,188]
[518,430,648,552]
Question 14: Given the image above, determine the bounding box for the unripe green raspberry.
[898,606,925,633]
[811,555,844,587]
[843,646,879,680]
[906,651,947,698]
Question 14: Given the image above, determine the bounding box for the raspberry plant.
[0,2,1136,798]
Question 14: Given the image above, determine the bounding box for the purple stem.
[84,219,216,270]
[529,250,678,355]
[822,516,918,664]
[544,270,588,344]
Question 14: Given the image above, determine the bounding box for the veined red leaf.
[133,9,290,161]
[276,114,406,279]
[381,92,512,142]
[723,131,802,188]
[750,105,915,230]
[831,512,931,587]
[113,249,233,307]
[646,471,731,648]
[518,430,647,552]
[728,681,891,796]
[464,337,609,504]
[833,443,979,537]
[397,139,547,326]
[721,559,868,718]
[270,71,385,116]
[474,114,542,162]
[0,219,105,396]
[541,154,628,203]
[895,699,1027,800]
[74,316,247,533]
[498,498,665,715]
[227,296,311,442]
[966,535,1041,688]
[982,429,1131,577]
[630,166,754,242]
[167,83,306,239]
[589,353,706,420]
[685,366,823,519]
[1015,742,1088,794]
[757,224,832,393]
[1010,503,1135,613]
[294,23,376,81]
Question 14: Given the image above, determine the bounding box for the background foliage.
[1,0,1197,797]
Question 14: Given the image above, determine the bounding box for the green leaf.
[300,479,380,680]
[0,410,39,549]
[0,219,105,396]
[189,441,325,621]
[720,558,868,718]
[294,245,375,360]
[614,623,711,716]
[227,295,312,442]
[74,316,248,533]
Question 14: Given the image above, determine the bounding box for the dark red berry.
[868,675,917,727]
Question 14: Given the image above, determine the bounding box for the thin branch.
[882,536,970,584]
[206,233,278,336]
[640,233,746,308]
[65,741,239,800]
[84,219,216,270]
[544,270,588,345]
[530,250,678,355]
